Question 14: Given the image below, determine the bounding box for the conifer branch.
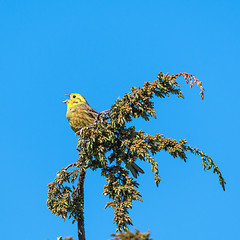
[47,71,225,236]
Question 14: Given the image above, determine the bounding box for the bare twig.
[77,169,86,240]
[99,109,110,115]
[65,162,77,170]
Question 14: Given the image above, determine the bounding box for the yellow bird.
[63,93,144,178]
[63,93,98,132]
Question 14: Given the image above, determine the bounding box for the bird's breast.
[66,107,76,120]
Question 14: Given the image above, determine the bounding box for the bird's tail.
[129,162,144,178]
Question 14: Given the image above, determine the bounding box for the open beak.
[62,94,70,103]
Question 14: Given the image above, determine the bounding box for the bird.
[63,93,98,132]
[63,93,144,178]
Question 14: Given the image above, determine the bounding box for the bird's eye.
[73,95,76,98]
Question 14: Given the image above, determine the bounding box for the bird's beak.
[62,94,70,103]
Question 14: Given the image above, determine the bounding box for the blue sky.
[1,1,239,239]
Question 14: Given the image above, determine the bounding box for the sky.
[0,1,239,239]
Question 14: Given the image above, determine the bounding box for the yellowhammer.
[63,93,144,178]
[63,93,98,132]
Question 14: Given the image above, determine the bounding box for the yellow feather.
[64,93,98,132]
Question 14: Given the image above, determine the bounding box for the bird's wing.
[82,104,99,118]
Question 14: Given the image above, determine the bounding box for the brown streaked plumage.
[63,93,98,132]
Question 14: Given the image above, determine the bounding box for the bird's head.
[63,93,88,109]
